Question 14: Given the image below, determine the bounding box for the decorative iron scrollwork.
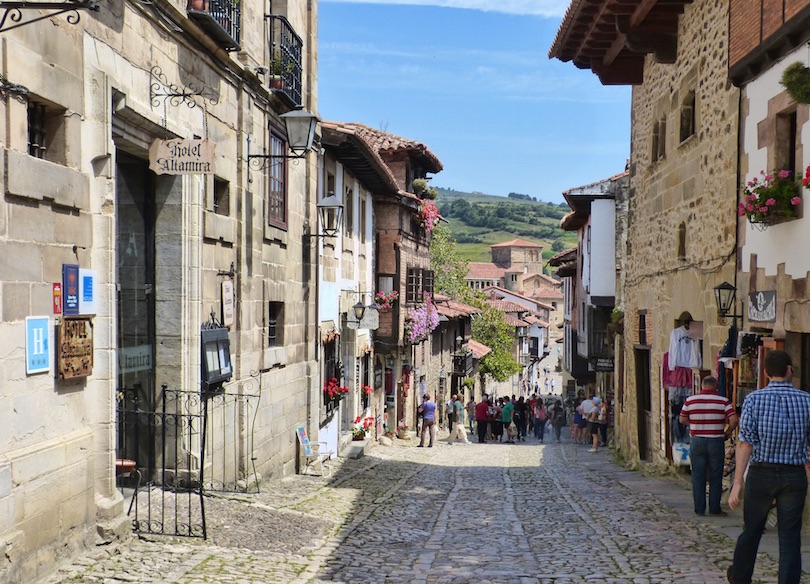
[149,65,218,111]
[0,1,99,33]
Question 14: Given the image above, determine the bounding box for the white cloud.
[320,0,569,18]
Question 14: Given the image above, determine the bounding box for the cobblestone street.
[45,435,810,584]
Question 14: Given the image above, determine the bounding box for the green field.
[435,188,577,264]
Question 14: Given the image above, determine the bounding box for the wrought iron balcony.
[187,0,240,52]
[267,15,303,106]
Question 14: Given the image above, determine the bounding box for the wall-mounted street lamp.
[353,299,367,322]
[315,192,343,238]
[247,107,319,180]
[714,281,744,324]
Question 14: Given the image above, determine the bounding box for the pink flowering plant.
[404,294,440,344]
[419,201,441,234]
[373,290,398,312]
[739,169,802,224]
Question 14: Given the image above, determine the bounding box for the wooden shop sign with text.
[149,139,216,175]
[57,317,94,379]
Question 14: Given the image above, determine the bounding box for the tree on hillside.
[430,225,472,302]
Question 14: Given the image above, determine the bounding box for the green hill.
[434,188,577,264]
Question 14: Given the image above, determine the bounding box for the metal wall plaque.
[748,290,776,322]
[57,317,93,379]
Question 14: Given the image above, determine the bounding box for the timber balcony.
[187,0,241,52]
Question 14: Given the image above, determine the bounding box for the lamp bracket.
[0,1,98,33]
[217,262,235,278]
[149,66,218,112]
[0,75,28,101]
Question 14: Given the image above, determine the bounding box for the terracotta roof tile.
[334,122,443,173]
[468,339,491,359]
[486,299,528,313]
[467,263,506,279]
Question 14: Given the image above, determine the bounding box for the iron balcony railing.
[187,0,240,51]
[267,15,303,105]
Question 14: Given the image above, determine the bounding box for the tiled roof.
[334,122,443,173]
[320,121,400,195]
[468,339,492,359]
[548,248,577,266]
[435,297,479,319]
[490,238,543,248]
[504,314,530,327]
[525,315,550,327]
[486,299,528,314]
[466,262,506,280]
[530,287,564,301]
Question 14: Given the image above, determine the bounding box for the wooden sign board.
[149,138,216,175]
[57,317,93,380]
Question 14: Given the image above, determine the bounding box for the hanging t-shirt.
[668,326,701,370]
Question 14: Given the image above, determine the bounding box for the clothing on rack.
[662,352,693,388]
[668,325,702,370]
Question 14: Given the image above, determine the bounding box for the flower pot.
[397,430,409,440]
[189,0,209,10]
[269,77,285,90]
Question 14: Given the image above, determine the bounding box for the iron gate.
[116,383,261,538]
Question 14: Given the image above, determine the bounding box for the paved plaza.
[44,433,810,584]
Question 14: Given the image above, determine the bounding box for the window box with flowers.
[738,169,802,231]
[323,377,349,406]
[419,201,440,234]
[374,290,399,312]
[404,295,440,344]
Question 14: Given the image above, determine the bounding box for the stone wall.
[617,0,739,462]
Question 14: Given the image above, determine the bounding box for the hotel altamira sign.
[149,138,216,175]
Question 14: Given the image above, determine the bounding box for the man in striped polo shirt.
[679,375,738,516]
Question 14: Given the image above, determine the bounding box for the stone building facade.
[0,2,320,582]
[551,0,739,462]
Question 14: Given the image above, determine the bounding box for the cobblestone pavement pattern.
[43,434,810,584]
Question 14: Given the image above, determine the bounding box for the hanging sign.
[748,290,776,323]
[57,316,93,380]
[221,280,234,327]
[148,138,216,175]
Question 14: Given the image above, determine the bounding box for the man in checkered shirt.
[728,350,810,584]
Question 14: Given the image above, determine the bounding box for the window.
[679,91,696,143]
[344,185,354,236]
[268,132,287,228]
[268,302,284,347]
[28,98,66,164]
[652,117,666,162]
[775,111,798,175]
[213,177,230,216]
[360,198,367,244]
[677,222,686,260]
[406,267,434,303]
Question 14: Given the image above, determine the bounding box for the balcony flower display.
[323,377,349,401]
[419,201,440,234]
[362,384,374,395]
[373,290,398,312]
[404,295,440,344]
[738,169,801,229]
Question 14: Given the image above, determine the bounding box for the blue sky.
[317,0,631,204]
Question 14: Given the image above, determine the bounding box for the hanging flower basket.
[739,169,801,230]
[781,62,810,104]
[323,377,349,402]
[404,295,440,344]
[418,201,440,234]
[373,290,399,312]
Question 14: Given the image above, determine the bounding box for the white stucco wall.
[741,46,810,278]
[588,199,616,298]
